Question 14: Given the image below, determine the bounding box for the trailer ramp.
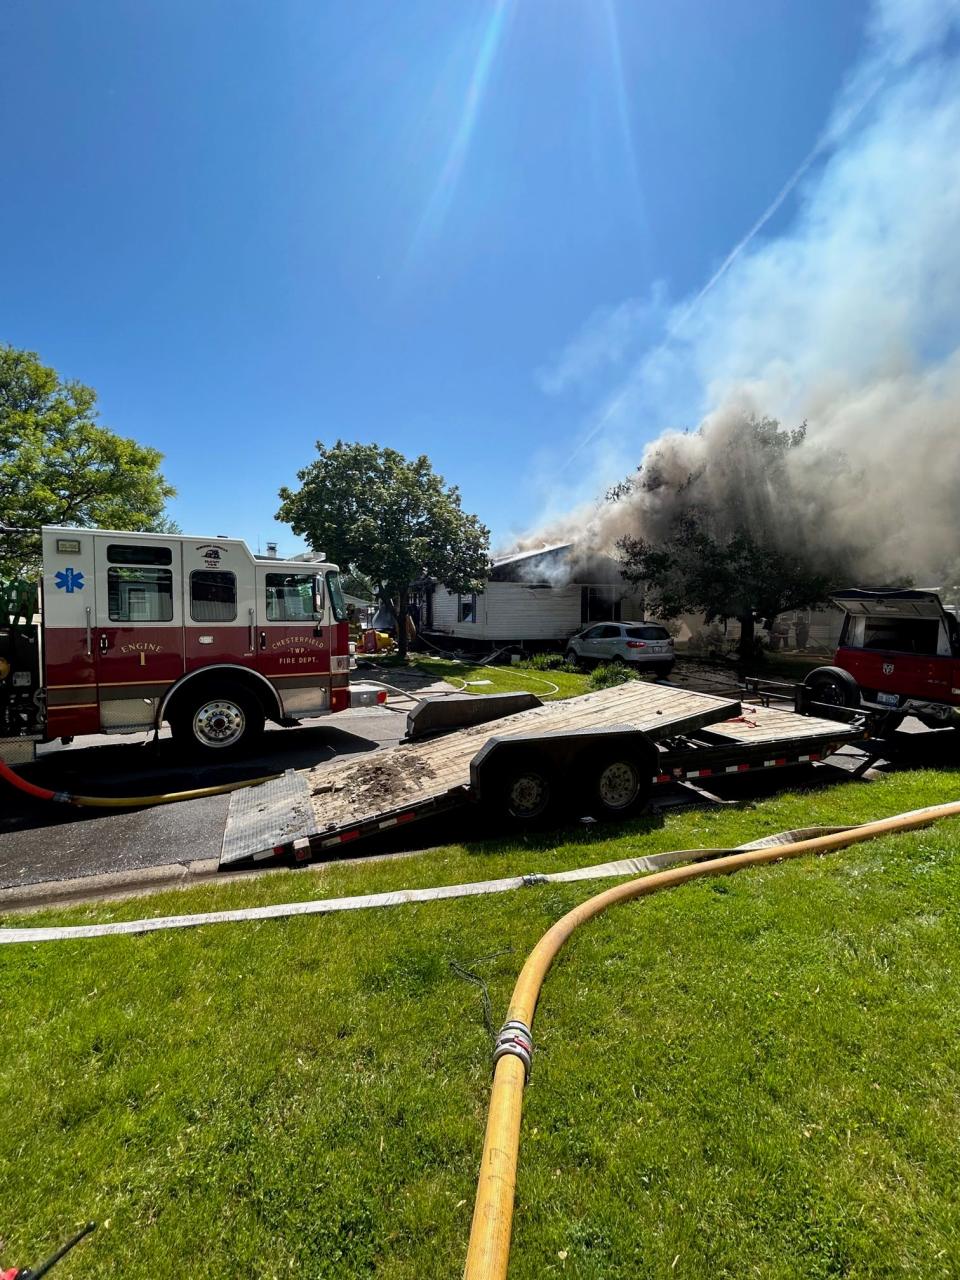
[221,682,739,866]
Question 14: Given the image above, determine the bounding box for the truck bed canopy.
[830,588,948,620]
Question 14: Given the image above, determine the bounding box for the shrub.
[587,661,644,690]
[524,652,568,671]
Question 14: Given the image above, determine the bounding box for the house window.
[580,587,622,624]
[190,571,237,622]
[108,567,174,622]
[458,593,478,623]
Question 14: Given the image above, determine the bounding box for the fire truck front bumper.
[348,683,389,709]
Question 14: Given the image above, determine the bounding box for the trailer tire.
[170,683,265,756]
[487,749,560,829]
[580,741,657,821]
[804,666,860,711]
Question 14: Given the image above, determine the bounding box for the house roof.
[489,542,572,568]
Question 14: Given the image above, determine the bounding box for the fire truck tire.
[170,683,265,755]
[804,666,860,710]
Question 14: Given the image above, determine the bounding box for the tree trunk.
[397,585,409,660]
[737,611,755,664]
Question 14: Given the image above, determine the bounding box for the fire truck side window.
[265,573,319,621]
[107,567,174,622]
[190,571,237,622]
[107,543,172,566]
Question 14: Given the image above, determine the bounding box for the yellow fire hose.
[462,797,960,1280]
[0,756,281,808]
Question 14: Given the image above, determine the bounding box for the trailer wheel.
[489,750,559,827]
[171,684,265,755]
[581,742,657,820]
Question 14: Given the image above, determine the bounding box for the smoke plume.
[517,0,960,592]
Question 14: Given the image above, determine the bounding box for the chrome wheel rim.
[193,698,246,748]
[507,772,549,818]
[598,760,641,810]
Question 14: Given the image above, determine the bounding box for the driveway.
[0,707,407,894]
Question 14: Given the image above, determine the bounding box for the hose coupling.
[521,873,548,886]
[493,1019,534,1083]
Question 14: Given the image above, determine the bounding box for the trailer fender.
[470,726,658,824]
[157,665,284,730]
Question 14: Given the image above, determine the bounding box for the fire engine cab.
[0,525,385,763]
[804,587,960,731]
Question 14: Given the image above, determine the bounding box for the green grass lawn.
[3,771,960,1278]
[414,655,591,700]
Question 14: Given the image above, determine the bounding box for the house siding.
[427,581,645,644]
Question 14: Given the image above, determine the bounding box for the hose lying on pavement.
[462,796,960,1280]
[0,757,281,809]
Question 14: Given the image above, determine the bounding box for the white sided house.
[419,544,645,649]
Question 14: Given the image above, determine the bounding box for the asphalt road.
[0,708,407,892]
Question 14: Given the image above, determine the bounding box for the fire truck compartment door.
[92,537,186,728]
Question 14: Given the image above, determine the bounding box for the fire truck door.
[92,537,185,730]
[254,565,330,717]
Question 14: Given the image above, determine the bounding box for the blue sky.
[0,0,871,554]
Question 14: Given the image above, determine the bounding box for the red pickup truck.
[805,588,960,731]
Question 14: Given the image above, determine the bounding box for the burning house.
[418,543,645,649]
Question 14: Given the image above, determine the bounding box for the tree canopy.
[277,441,489,655]
[0,344,176,578]
[614,416,844,658]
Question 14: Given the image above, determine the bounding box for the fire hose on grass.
[0,757,281,809]
[461,797,960,1280]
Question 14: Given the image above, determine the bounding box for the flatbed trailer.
[221,681,868,867]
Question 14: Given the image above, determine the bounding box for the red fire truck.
[0,525,384,763]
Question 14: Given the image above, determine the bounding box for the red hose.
[0,757,59,802]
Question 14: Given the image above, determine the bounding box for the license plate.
[876,691,899,707]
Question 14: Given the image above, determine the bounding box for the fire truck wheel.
[172,684,265,755]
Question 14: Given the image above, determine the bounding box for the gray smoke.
[512,0,960,590]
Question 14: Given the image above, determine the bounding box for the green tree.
[277,441,490,657]
[614,417,842,660]
[0,344,176,578]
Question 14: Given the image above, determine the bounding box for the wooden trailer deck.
[305,682,740,835]
[221,682,739,865]
[220,682,866,866]
[697,702,854,745]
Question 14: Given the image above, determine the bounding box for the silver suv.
[565,621,674,674]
